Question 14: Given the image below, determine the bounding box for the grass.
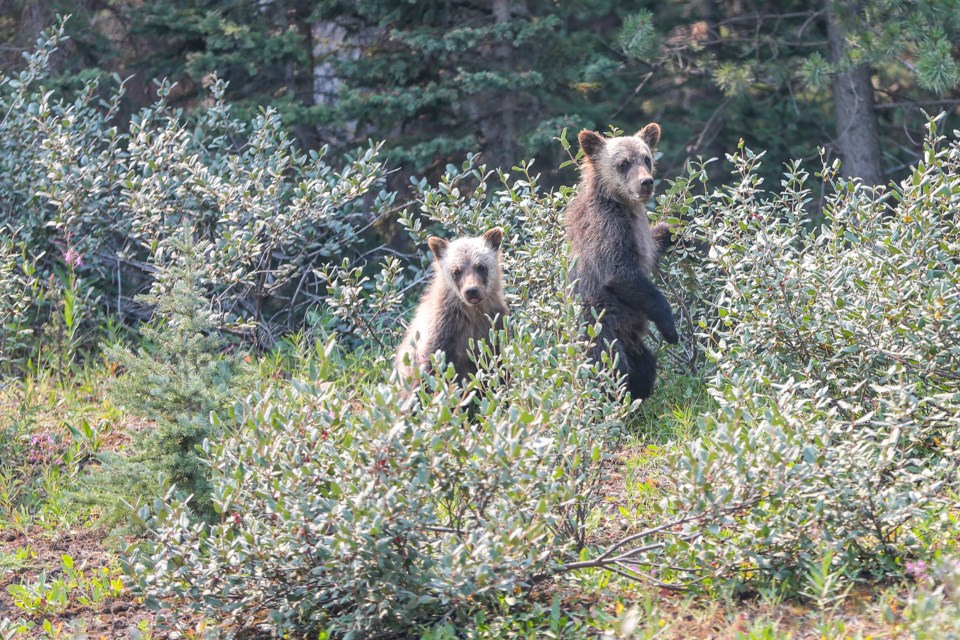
[0,367,161,638]
[1,355,957,640]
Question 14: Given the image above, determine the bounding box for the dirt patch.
[0,526,156,638]
[589,443,670,548]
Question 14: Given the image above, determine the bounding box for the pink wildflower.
[63,249,83,268]
[27,433,57,465]
[906,560,929,580]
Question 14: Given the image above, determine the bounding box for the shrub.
[0,20,390,359]
[123,123,960,632]
[633,122,960,590]
[120,160,635,637]
[122,311,625,637]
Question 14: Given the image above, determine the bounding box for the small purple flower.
[63,249,83,268]
[27,433,57,465]
[906,560,929,580]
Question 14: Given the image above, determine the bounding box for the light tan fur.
[396,228,508,383]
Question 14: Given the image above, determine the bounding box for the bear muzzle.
[463,285,483,305]
[638,177,654,199]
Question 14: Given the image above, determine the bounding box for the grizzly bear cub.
[396,227,508,383]
[565,123,678,400]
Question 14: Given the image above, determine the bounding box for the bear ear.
[637,123,661,149]
[578,130,605,157]
[427,236,448,261]
[482,227,503,251]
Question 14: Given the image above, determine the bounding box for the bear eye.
[617,159,630,172]
[452,267,462,279]
[643,156,652,169]
[475,264,488,276]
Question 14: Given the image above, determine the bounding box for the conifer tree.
[124,0,639,178]
[615,0,960,185]
[97,229,251,521]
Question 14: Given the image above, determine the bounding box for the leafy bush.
[124,360,607,636]
[123,325,623,637]
[0,20,390,359]
[635,122,960,589]
[121,118,960,633]
[120,160,635,637]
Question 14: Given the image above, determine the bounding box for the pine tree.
[131,0,321,145]
[328,0,636,176]
[614,0,960,186]
[95,229,252,521]
[124,0,645,181]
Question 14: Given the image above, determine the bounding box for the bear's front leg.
[602,271,679,344]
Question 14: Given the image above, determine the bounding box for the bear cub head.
[578,123,661,208]
[428,227,504,307]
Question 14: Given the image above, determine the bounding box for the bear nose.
[464,285,481,301]
[640,178,654,193]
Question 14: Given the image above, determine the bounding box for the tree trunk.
[691,0,728,159]
[491,0,517,169]
[290,1,320,149]
[312,18,362,147]
[826,1,883,186]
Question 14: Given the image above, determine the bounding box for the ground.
[0,527,153,638]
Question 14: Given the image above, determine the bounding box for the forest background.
[4,0,960,195]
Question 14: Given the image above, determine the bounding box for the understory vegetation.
[2,25,959,640]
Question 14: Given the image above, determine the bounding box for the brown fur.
[565,124,678,400]
[396,228,508,383]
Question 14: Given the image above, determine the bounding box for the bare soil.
[0,526,155,638]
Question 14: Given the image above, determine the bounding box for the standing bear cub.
[565,123,678,400]
[396,227,508,383]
